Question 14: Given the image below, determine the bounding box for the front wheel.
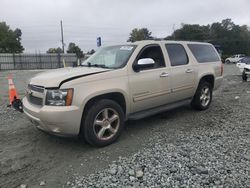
[82,99,125,147]
[191,81,212,110]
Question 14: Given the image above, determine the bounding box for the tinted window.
[137,45,165,69]
[188,44,220,63]
[165,44,188,66]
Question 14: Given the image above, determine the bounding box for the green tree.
[0,22,24,53]
[67,42,84,58]
[165,19,250,56]
[46,47,63,53]
[127,28,153,42]
[166,24,210,41]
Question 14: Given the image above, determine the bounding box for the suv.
[225,54,245,64]
[236,56,250,81]
[23,40,223,147]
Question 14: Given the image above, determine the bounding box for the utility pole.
[172,24,176,39]
[60,20,65,53]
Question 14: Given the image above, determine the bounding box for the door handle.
[186,69,193,73]
[160,72,169,77]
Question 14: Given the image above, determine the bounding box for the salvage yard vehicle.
[23,40,223,147]
[225,54,245,64]
[236,56,250,81]
[236,56,250,72]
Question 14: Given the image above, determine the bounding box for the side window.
[165,44,188,66]
[136,45,165,70]
[188,44,220,63]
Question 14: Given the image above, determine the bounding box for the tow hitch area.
[7,75,23,113]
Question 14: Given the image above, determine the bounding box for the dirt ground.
[0,65,248,188]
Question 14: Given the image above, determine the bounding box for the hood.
[30,67,110,88]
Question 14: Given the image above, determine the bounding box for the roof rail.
[153,38,165,41]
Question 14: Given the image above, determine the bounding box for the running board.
[127,99,191,120]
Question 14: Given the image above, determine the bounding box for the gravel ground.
[0,65,249,188]
[71,66,250,188]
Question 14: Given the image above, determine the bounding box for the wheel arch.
[79,91,127,136]
[82,92,127,115]
[198,74,215,89]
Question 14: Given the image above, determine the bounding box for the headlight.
[46,89,73,106]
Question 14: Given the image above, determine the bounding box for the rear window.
[188,44,220,63]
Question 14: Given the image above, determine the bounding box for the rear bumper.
[23,97,82,136]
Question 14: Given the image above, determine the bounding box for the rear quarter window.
[188,44,220,63]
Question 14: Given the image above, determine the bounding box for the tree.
[0,22,24,53]
[165,19,250,56]
[46,47,63,53]
[166,24,210,41]
[127,28,153,42]
[67,42,84,58]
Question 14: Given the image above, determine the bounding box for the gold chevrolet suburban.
[23,40,223,146]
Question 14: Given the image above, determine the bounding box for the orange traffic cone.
[7,75,23,112]
[7,75,19,105]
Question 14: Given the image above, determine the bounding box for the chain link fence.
[0,53,78,70]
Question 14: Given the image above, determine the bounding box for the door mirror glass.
[133,58,155,72]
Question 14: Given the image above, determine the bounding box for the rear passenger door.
[165,44,195,100]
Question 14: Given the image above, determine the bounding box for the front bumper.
[23,97,82,137]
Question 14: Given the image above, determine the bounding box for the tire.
[225,60,230,64]
[191,81,213,110]
[242,70,247,81]
[82,99,125,147]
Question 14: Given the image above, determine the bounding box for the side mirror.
[133,58,155,72]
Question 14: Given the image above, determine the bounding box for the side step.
[127,99,191,120]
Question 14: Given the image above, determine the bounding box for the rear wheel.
[225,60,230,64]
[191,81,212,110]
[242,70,247,81]
[82,99,125,147]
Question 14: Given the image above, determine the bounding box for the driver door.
[128,44,171,113]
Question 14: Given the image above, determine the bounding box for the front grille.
[28,84,44,93]
[28,94,43,106]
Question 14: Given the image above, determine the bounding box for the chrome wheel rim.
[93,108,120,141]
[200,86,211,107]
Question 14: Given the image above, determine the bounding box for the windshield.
[82,45,136,69]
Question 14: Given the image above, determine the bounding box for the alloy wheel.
[93,108,120,141]
[200,86,211,107]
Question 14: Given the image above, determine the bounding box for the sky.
[1,0,250,53]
